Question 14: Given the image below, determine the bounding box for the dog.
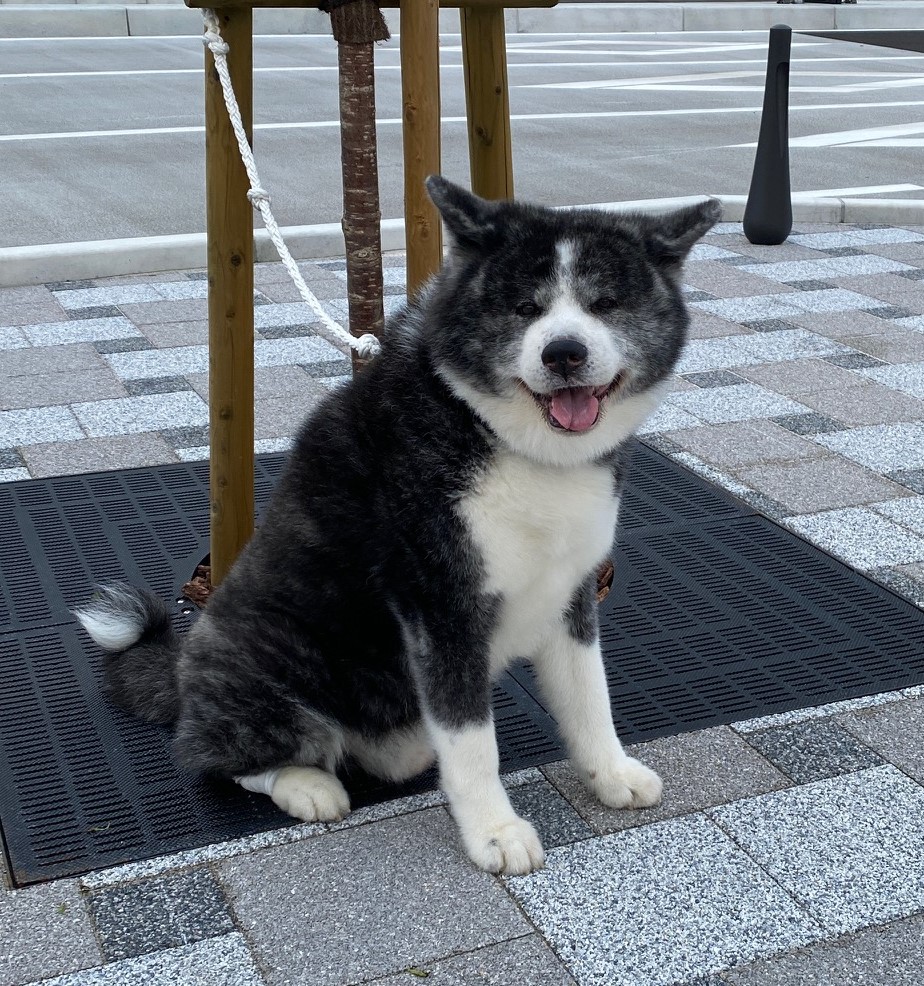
[75,177,720,875]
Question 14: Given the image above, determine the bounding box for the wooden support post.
[461,5,513,200]
[400,0,442,296]
[204,7,254,586]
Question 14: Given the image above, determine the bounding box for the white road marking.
[792,184,924,197]
[768,122,924,148]
[6,100,924,144]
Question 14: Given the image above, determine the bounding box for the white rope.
[201,9,382,361]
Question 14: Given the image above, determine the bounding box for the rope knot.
[202,31,230,55]
[247,188,272,208]
[355,334,382,360]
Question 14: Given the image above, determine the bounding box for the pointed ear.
[636,198,723,277]
[425,175,503,253]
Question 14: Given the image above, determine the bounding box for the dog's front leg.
[426,712,545,875]
[533,577,663,810]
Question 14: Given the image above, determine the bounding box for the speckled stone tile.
[887,468,924,493]
[218,809,529,986]
[860,360,924,399]
[870,565,924,607]
[690,296,806,325]
[138,320,210,349]
[784,507,924,569]
[20,316,141,347]
[102,345,208,381]
[0,369,127,411]
[841,698,924,785]
[663,419,829,470]
[0,466,31,482]
[368,937,577,986]
[681,369,747,388]
[841,326,924,363]
[871,496,924,536]
[815,421,924,472]
[709,766,924,934]
[788,309,903,341]
[505,780,593,849]
[21,434,178,478]
[729,457,911,514]
[665,384,809,425]
[88,869,234,962]
[505,814,820,986]
[124,376,191,397]
[542,728,788,835]
[676,330,846,375]
[736,357,865,397]
[0,300,68,327]
[723,913,924,986]
[71,392,209,437]
[1,343,104,376]
[742,720,883,784]
[771,412,846,436]
[794,381,924,428]
[822,352,887,370]
[688,312,747,340]
[683,262,799,299]
[0,881,101,986]
[0,406,83,446]
[636,403,703,434]
[30,934,263,986]
[117,299,209,325]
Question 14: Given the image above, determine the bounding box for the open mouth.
[522,374,625,434]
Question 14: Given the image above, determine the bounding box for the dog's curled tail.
[73,583,180,725]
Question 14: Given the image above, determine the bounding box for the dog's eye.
[593,296,619,313]
[515,301,542,318]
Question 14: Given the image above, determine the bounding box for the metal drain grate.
[1,442,922,884]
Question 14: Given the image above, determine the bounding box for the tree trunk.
[330,1,389,374]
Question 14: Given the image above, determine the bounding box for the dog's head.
[420,176,720,466]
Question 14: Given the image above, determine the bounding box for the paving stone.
[771,412,846,436]
[138,320,211,349]
[118,299,209,325]
[20,317,141,347]
[784,506,924,569]
[815,421,924,471]
[0,344,104,377]
[735,358,866,396]
[872,496,924,536]
[738,318,803,334]
[636,403,703,434]
[725,242,824,262]
[794,381,924,427]
[0,406,83,446]
[93,337,152,355]
[665,384,808,424]
[31,933,263,986]
[218,809,530,986]
[723,913,924,986]
[677,330,846,375]
[162,424,211,450]
[542,728,788,834]
[860,360,924,400]
[255,394,325,439]
[691,296,805,324]
[742,719,883,784]
[683,262,799,299]
[0,297,68,326]
[124,376,192,397]
[71,392,209,437]
[683,290,718,303]
[505,814,820,986]
[821,351,887,369]
[788,309,903,341]
[709,766,924,934]
[0,369,127,411]
[841,698,924,785]
[887,467,924,493]
[681,370,747,389]
[0,880,101,986]
[505,780,593,849]
[688,313,747,340]
[664,419,829,470]
[667,450,755,500]
[841,326,924,363]
[21,433,177,478]
[0,447,24,469]
[88,868,234,962]
[368,936,577,986]
[729,457,911,514]
[868,566,924,608]
[67,305,125,321]
[0,326,28,350]
[0,467,31,482]
[862,241,924,262]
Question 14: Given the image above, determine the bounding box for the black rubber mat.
[2,442,923,884]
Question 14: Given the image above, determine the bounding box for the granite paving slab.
[505,813,821,986]
[722,913,924,986]
[217,809,530,986]
[709,766,924,935]
[840,697,924,786]
[541,728,789,835]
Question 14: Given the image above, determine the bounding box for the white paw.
[462,816,546,876]
[588,756,663,809]
[270,766,351,822]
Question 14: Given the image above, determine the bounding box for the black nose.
[541,338,588,380]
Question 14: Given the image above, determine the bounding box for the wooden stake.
[400,0,442,296]
[461,5,513,200]
[204,8,254,586]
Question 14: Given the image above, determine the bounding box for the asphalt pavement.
[3,28,924,248]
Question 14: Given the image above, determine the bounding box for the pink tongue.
[549,387,600,432]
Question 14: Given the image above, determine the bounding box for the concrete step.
[0,2,921,40]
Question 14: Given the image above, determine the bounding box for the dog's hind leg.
[236,767,350,823]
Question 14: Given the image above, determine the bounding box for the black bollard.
[743,24,792,245]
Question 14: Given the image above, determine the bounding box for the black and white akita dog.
[75,177,720,875]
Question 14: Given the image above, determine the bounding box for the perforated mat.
[1,443,923,884]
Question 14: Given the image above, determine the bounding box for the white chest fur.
[458,451,618,666]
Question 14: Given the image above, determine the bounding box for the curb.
[3,196,923,288]
[0,3,922,40]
